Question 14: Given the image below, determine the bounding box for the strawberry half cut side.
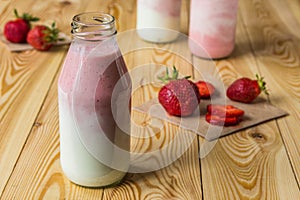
[207,104,244,117]
[195,80,215,99]
[205,114,242,126]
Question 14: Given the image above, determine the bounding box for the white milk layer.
[136,3,180,43]
[58,88,127,187]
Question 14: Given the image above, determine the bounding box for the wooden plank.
[287,0,300,23]
[239,0,300,184]
[194,0,300,198]
[180,0,190,35]
[0,49,67,196]
[1,69,65,199]
[200,123,300,199]
[0,1,11,25]
[1,0,297,199]
[103,129,201,200]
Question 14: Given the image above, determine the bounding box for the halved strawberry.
[207,104,244,117]
[205,114,242,126]
[195,80,215,99]
[205,104,244,126]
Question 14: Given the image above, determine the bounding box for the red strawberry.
[205,104,244,126]
[195,80,215,99]
[158,67,201,117]
[26,22,60,51]
[226,74,268,103]
[207,104,244,117]
[4,9,39,43]
[205,114,242,126]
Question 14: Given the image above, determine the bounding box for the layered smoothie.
[137,0,181,43]
[189,0,238,59]
[58,38,131,187]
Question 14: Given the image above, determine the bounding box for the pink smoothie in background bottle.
[189,0,239,59]
[136,0,181,43]
[58,13,131,187]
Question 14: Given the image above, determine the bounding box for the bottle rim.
[71,12,117,41]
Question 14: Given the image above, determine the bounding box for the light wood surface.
[0,0,299,199]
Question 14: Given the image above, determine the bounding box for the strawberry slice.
[205,114,242,126]
[205,104,244,126]
[195,80,215,99]
[207,104,244,117]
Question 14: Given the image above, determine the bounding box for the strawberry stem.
[158,66,190,84]
[171,66,179,80]
[14,9,20,18]
[13,8,39,23]
[43,22,63,43]
[256,74,269,95]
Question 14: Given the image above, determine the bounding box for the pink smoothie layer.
[58,39,129,142]
[189,0,238,59]
[189,31,235,59]
[138,0,181,17]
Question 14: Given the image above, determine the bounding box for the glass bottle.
[136,0,182,43]
[58,12,131,187]
[189,0,239,59]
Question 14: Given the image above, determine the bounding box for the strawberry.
[205,104,244,126]
[4,9,39,43]
[205,114,242,126]
[195,80,215,99]
[226,74,268,103]
[207,104,244,117]
[158,67,201,117]
[26,22,60,51]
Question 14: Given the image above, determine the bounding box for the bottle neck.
[71,12,117,41]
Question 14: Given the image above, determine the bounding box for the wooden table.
[1,0,299,199]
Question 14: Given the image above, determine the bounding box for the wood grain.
[103,133,201,200]
[193,0,300,199]
[0,71,64,199]
[201,124,299,199]
[239,0,300,184]
[0,0,299,199]
[0,49,67,195]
